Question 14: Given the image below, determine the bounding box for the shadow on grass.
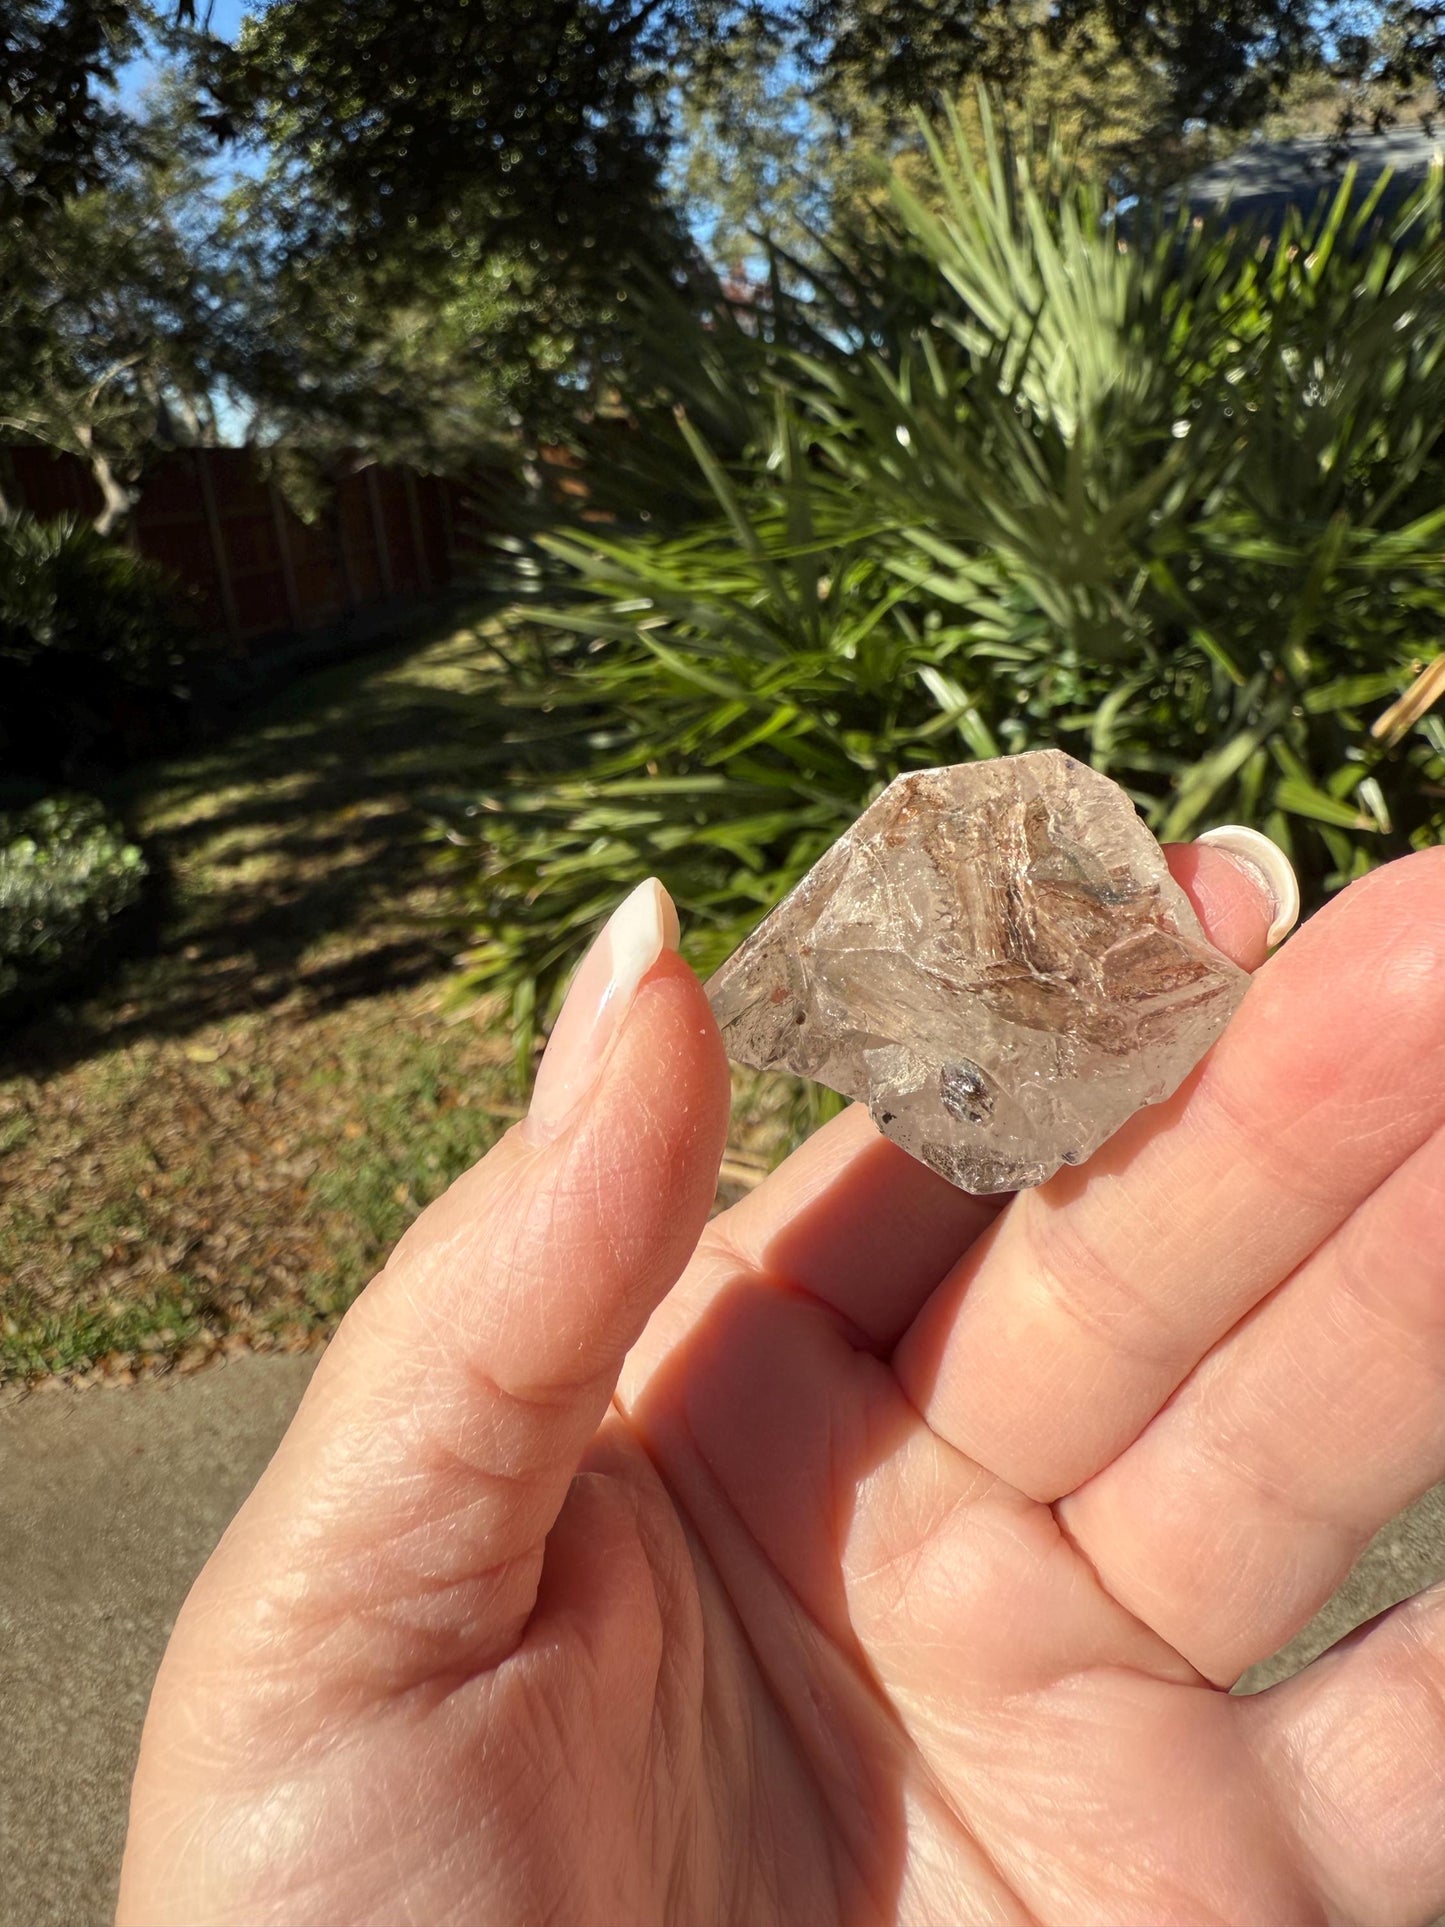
[4,604,528,1079]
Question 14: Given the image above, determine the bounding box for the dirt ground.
[3,617,551,1383]
[1,612,777,1387]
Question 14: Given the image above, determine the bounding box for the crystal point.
[705,751,1248,1194]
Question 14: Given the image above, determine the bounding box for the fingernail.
[1196,826,1300,947]
[524,878,681,1144]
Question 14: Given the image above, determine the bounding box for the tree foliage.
[12,0,1445,516]
[212,2,1385,281]
[790,0,1441,137]
[0,53,576,519]
[684,24,1176,275]
[216,0,1445,351]
[1,0,144,220]
[0,1,224,220]
[213,178,554,466]
[0,86,252,524]
[220,0,694,265]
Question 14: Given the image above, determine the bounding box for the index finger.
[630,839,1280,1364]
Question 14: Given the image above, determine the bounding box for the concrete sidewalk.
[1,1355,318,1927]
[1,1354,1442,1927]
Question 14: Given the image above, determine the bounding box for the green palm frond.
[440,107,1445,1068]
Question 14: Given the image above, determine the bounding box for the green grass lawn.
[0,608,784,1387]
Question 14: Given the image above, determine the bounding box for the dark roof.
[1165,127,1443,231]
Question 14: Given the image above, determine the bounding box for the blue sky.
[195,0,248,39]
[117,0,249,100]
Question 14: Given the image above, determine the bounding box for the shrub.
[0,793,149,1018]
[438,111,1445,1051]
[0,513,195,780]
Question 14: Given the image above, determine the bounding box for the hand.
[119,850,1445,1927]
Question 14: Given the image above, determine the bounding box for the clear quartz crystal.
[706,750,1248,1194]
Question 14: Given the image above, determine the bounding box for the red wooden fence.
[6,445,491,648]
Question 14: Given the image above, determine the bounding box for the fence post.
[268,480,304,629]
[402,467,433,592]
[194,450,241,643]
[438,479,458,580]
[0,446,20,521]
[364,464,395,597]
[335,481,362,612]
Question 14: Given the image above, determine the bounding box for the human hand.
[119,850,1445,1927]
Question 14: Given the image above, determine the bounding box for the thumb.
[171,880,730,1687]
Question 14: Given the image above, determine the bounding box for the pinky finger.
[1238,1579,1445,1926]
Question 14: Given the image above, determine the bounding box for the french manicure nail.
[524,878,681,1144]
[1196,826,1301,948]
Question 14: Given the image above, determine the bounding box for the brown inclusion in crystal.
[705,750,1248,1194]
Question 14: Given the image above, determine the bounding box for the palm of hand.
[121,853,1445,1926]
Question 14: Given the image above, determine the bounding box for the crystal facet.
[705,750,1249,1194]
